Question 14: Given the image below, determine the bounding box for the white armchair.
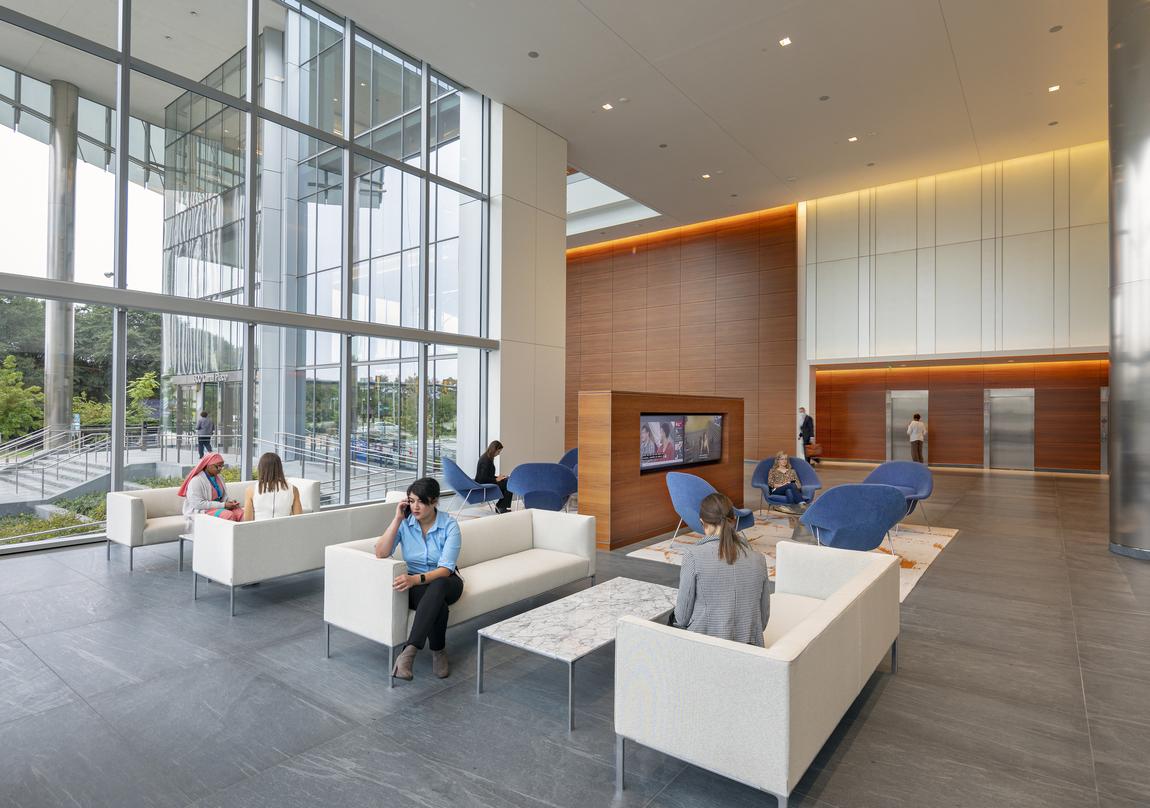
[614,541,899,807]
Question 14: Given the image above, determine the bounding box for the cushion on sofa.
[762,592,823,648]
[422,548,588,627]
[130,488,182,519]
[454,509,534,568]
[141,515,188,546]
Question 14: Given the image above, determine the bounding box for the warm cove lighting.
[566,204,795,257]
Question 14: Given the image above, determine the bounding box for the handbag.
[806,442,823,457]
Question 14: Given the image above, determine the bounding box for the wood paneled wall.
[577,391,745,549]
[566,205,798,461]
[814,359,1109,470]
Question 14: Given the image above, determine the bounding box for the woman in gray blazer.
[673,492,771,646]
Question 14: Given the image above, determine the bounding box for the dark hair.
[257,452,289,494]
[699,492,748,565]
[200,410,208,418]
[913,413,921,420]
[481,440,504,461]
[407,477,441,505]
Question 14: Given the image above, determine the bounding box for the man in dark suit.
[798,407,819,464]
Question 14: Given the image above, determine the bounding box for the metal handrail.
[0,427,50,461]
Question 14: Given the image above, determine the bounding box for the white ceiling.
[330,0,1107,245]
[3,1,1108,247]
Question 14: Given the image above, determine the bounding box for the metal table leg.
[178,538,184,572]
[567,660,575,731]
[476,634,485,695]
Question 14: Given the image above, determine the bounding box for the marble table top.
[478,576,678,662]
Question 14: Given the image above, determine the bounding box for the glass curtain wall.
[0,0,491,547]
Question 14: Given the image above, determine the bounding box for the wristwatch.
[420,573,426,584]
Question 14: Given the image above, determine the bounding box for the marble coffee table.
[476,576,678,730]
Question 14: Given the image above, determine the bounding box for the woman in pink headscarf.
[179,452,243,523]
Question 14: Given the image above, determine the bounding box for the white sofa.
[323,508,596,682]
[105,478,321,569]
[614,541,900,807]
[193,501,396,615]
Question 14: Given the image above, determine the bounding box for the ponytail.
[699,492,748,565]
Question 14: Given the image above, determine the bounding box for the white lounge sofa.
[614,541,900,807]
[105,478,321,570]
[193,501,397,615]
[323,508,596,683]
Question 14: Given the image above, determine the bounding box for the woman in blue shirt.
[374,477,463,681]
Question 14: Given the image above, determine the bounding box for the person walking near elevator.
[195,410,216,458]
[798,407,818,464]
[907,413,927,463]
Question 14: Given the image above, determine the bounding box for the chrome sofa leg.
[388,644,395,688]
[106,539,111,560]
[615,735,624,795]
[325,623,331,658]
[890,638,898,674]
[128,546,134,571]
[229,585,236,617]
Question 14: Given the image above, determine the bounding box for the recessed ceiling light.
[819,95,830,102]
[1048,84,1061,92]
[730,193,739,197]
[189,9,197,14]
[601,103,613,110]
[359,81,366,87]
[779,36,792,47]
[1048,120,1059,126]
[701,173,711,179]
[164,34,172,39]
[658,143,668,148]
[528,51,539,58]
[866,162,875,167]
[848,136,859,142]
[785,176,798,182]
[1049,24,1063,33]
[618,97,629,103]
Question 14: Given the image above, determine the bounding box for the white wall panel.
[874,250,917,356]
[1002,153,1055,237]
[800,142,1108,363]
[935,167,982,245]
[534,210,566,349]
[815,259,859,358]
[1069,142,1110,227]
[492,106,537,207]
[533,345,566,459]
[494,196,537,344]
[916,247,936,354]
[1002,231,1055,350]
[536,126,568,220]
[815,192,860,262]
[875,181,918,255]
[1069,222,1110,346]
[934,241,983,354]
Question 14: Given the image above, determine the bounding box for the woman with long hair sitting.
[673,492,770,646]
[243,452,303,521]
[767,451,804,512]
[179,452,243,525]
[475,440,513,513]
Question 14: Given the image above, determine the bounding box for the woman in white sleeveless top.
[243,452,303,521]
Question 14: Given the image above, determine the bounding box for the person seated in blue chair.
[672,493,770,647]
[374,478,463,682]
[475,440,513,513]
[767,451,804,512]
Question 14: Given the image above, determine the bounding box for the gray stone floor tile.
[0,577,159,638]
[0,552,89,597]
[0,639,77,726]
[1089,716,1150,804]
[0,701,190,808]
[1083,668,1150,726]
[87,657,356,804]
[21,610,224,698]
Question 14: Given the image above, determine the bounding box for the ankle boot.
[432,649,450,679]
[393,645,417,681]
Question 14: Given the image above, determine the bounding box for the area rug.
[626,513,957,602]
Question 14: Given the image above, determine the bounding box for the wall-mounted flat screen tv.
[639,414,723,472]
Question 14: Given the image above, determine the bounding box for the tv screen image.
[639,413,723,471]
[639,416,684,469]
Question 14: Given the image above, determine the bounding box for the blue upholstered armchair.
[862,461,934,531]
[798,483,908,552]
[507,463,578,511]
[665,472,755,540]
[441,458,504,514]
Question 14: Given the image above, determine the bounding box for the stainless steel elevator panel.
[887,390,928,462]
[1101,386,1109,475]
[984,388,1035,470]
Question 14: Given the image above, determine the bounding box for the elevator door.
[985,388,1035,470]
[888,390,928,462]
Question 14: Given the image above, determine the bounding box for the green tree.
[74,306,163,401]
[0,296,46,387]
[0,355,44,440]
[71,372,162,428]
